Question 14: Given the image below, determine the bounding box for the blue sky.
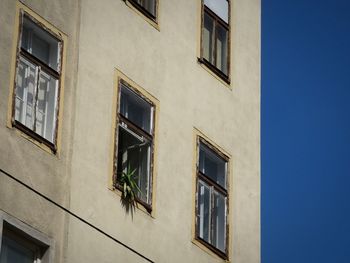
[262,0,350,262]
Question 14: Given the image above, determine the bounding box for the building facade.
[0,0,260,262]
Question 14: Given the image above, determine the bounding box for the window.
[200,0,230,82]
[128,0,157,21]
[195,137,229,259]
[114,79,156,212]
[11,11,63,152]
[0,212,52,263]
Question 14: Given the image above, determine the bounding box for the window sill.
[124,0,160,31]
[109,184,155,218]
[197,58,231,88]
[128,0,156,21]
[192,237,229,262]
[10,121,58,155]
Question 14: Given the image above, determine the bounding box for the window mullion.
[119,122,145,143]
[211,15,216,66]
[198,171,227,196]
[119,115,153,141]
[32,65,41,133]
[21,50,60,79]
[210,185,215,245]
[150,106,154,135]
[225,193,228,252]
[146,145,151,203]
[214,18,218,68]
[52,73,59,143]
[21,59,29,124]
[200,1,205,59]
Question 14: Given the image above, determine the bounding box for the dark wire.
[0,168,154,263]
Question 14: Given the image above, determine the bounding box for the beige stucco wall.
[0,0,259,262]
[67,0,260,262]
[0,0,80,262]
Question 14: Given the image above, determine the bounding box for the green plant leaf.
[119,163,142,205]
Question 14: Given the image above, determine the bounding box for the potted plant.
[119,164,140,208]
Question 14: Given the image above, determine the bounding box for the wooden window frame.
[11,10,64,153]
[128,0,157,21]
[195,136,230,260]
[113,78,156,214]
[199,0,231,84]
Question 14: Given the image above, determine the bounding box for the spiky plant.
[119,164,141,205]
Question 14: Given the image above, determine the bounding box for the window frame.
[124,0,159,29]
[9,6,65,154]
[111,73,158,215]
[199,0,231,84]
[194,134,230,260]
[0,211,54,263]
[128,0,157,21]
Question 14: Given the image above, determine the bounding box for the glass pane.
[212,191,226,251]
[216,24,228,75]
[132,0,156,16]
[22,16,60,71]
[144,0,156,16]
[197,180,211,243]
[15,57,37,130]
[203,12,214,64]
[199,143,227,189]
[35,71,58,142]
[0,236,34,263]
[204,0,229,23]
[119,83,153,134]
[116,126,152,204]
[137,140,151,203]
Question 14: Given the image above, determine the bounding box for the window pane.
[204,0,229,23]
[197,180,211,243]
[216,24,228,75]
[35,71,58,143]
[116,126,152,204]
[120,83,153,134]
[0,236,34,263]
[212,191,226,252]
[203,12,214,64]
[199,143,227,188]
[137,140,151,203]
[144,0,156,16]
[133,0,156,16]
[15,57,37,130]
[22,16,60,71]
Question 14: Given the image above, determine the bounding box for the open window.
[114,79,156,213]
[11,11,63,152]
[199,0,230,83]
[195,137,229,259]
